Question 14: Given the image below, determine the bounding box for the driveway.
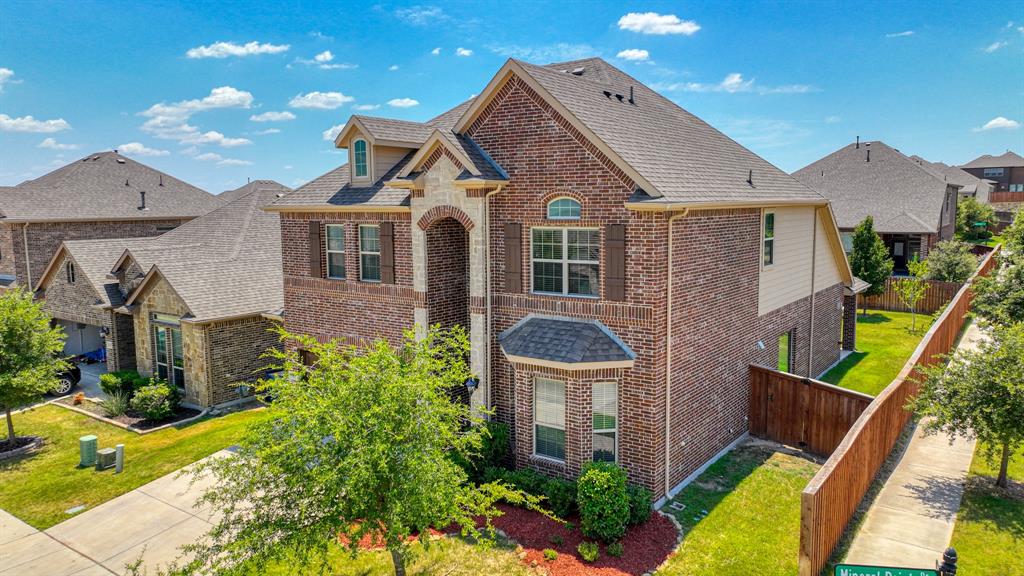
[78,362,108,400]
[0,450,230,575]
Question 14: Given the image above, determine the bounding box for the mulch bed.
[0,436,43,461]
[55,397,202,430]
[489,503,677,576]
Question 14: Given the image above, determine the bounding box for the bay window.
[534,377,566,460]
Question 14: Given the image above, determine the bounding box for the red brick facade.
[425,217,469,330]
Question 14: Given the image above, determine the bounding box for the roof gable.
[960,150,1024,169]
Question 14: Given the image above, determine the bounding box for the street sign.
[835,565,939,576]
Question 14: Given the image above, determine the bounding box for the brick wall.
[40,252,110,328]
[425,217,469,329]
[108,312,136,371]
[205,316,282,405]
[8,219,187,288]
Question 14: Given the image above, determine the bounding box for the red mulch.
[490,504,678,576]
[341,526,445,551]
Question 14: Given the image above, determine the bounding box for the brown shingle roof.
[960,151,1024,169]
[910,156,991,196]
[1,151,220,222]
[216,179,290,205]
[49,237,157,307]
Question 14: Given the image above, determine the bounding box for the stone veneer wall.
[0,224,15,280]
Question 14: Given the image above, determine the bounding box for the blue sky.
[1,1,1022,192]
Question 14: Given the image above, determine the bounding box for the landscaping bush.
[543,477,577,519]
[542,548,558,561]
[925,240,979,283]
[576,462,630,542]
[100,370,149,397]
[456,421,511,482]
[626,483,653,525]
[98,373,123,396]
[129,383,174,420]
[99,391,130,417]
[577,541,599,563]
[607,541,624,558]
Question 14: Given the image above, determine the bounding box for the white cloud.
[309,30,333,41]
[974,116,1020,131]
[352,104,381,111]
[186,40,289,59]
[0,68,19,92]
[195,152,222,161]
[217,158,252,166]
[616,48,650,61]
[618,12,700,35]
[489,43,598,63]
[388,98,419,108]
[193,151,251,166]
[292,50,357,70]
[885,30,914,38]
[715,117,812,150]
[654,73,816,95]
[250,110,296,122]
[431,47,442,55]
[283,165,294,170]
[139,87,253,147]
[984,41,1008,53]
[323,123,346,141]
[314,50,333,63]
[824,115,842,124]
[395,6,448,26]
[456,47,473,57]
[38,137,80,150]
[389,64,400,71]
[253,128,281,135]
[117,142,169,157]
[0,114,71,133]
[289,91,354,109]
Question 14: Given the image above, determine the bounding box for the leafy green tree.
[911,323,1024,488]
[973,256,1024,327]
[1003,207,1024,254]
[894,257,929,331]
[849,216,894,315]
[180,326,540,576]
[955,196,997,240]
[0,288,67,451]
[924,240,979,283]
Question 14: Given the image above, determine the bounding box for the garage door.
[58,320,104,356]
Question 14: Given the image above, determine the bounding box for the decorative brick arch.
[417,205,476,231]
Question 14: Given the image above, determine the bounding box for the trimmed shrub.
[543,477,577,519]
[607,541,624,558]
[576,462,630,542]
[456,421,512,482]
[542,548,558,561]
[129,384,173,420]
[625,483,653,525]
[101,370,150,397]
[577,541,599,563]
[100,391,130,417]
[99,373,123,396]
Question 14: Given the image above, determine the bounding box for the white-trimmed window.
[983,168,1004,178]
[840,232,854,254]
[325,224,346,279]
[152,314,184,388]
[547,197,581,220]
[592,382,617,463]
[1010,184,1024,192]
[353,139,369,179]
[535,377,566,460]
[66,261,76,284]
[359,224,381,282]
[531,227,600,296]
[763,211,775,266]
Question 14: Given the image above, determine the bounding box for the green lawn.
[820,310,930,396]
[950,443,1024,576]
[0,404,270,529]
[657,445,820,576]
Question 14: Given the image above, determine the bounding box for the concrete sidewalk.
[844,322,985,568]
[0,450,229,575]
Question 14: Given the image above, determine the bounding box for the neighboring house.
[960,150,1024,195]
[216,179,290,204]
[794,140,960,274]
[35,183,289,407]
[266,57,855,501]
[0,151,220,353]
[910,155,993,204]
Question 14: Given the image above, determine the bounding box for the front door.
[891,235,907,272]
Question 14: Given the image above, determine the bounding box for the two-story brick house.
[960,150,1024,195]
[1,151,221,356]
[267,57,855,501]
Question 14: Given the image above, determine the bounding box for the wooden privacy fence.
[798,246,1000,576]
[990,190,1024,203]
[749,366,873,457]
[859,277,961,314]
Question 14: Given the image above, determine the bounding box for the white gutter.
[22,223,32,289]
[663,208,688,499]
[808,209,818,375]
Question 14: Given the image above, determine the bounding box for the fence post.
[938,547,957,575]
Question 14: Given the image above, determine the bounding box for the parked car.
[50,363,81,395]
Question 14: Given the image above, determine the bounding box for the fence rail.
[859,277,961,314]
[798,246,1000,576]
[749,366,873,457]
[990,191,1024,203]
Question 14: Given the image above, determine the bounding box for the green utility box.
[96,447,116,471]
[79,435,98,467]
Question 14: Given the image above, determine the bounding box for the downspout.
[807,209,818,376]
[483,185,505,413]
[663,208,688,500]
[22,223,32,289]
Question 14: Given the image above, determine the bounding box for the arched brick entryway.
[424,216,470,332]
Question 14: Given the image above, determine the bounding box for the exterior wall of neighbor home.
[938,184,958,242]
[8,219,188,289]
[280,211,416,346]
[108,312,136,372]
[962,166,1024,192]
[40,253,110,328]
[0,223,16,280]
[204,315,281,406]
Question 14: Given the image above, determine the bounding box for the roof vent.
[276,193,286,198]
[866,149,871,162]
[125,178,130,186]
[159,174,164,186]
[747,169,754,186]
[571,67,585,76]
[116,158,126,164]
[628,86,635,105]
[855,136,860,149]
[138,190,147,210]
[615,94,624,102]
[602,90,612,98]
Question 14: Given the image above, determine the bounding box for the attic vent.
[138,190,147,210]
[276,193,286,198]
[602,90,612,98]
[116,158,126,164]
[570,67,585,76]
[615,94,624,102]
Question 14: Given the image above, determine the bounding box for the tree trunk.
[390,548,406,576]
[997,442,1011,489]
[4,406,15,452]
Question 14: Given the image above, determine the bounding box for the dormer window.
[353,139,369,179]
[547,197,581,220]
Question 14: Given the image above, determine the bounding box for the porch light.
[464,377,479,394]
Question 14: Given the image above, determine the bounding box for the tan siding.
[814,214,842,288]
[374,145,411,180]
[759,206,815,315]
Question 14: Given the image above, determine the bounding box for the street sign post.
[834,565,939,576]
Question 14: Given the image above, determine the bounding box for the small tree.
[911,323,1024,488]
[924,240,978,283]
[893,257,929,331]
[180,326,540,576]
[0,288,67,451]
[1003,207,1024,254]
[973,256,1024,327]
[955,196,997,241]
[849,216,894,315]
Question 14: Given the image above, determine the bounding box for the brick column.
[842,293,857,351]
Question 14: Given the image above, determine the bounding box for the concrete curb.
[51,400,210,435]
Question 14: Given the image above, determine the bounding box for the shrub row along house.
[264,57,857,500]
[0,151,222,353]
[34,180,290,407]
[793,140,960,274]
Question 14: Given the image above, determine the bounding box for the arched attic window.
[353,139,369,179]
[547,197,581,220]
